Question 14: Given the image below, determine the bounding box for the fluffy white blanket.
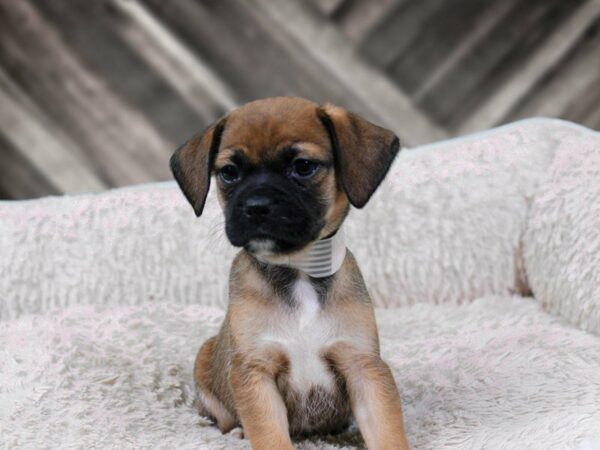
[1,118,599,449]
[2,296,600,449]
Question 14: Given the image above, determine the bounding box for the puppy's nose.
[244,195,272,220]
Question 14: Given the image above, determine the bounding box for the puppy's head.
[170,97,399,257]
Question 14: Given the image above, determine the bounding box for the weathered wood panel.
[305,0,349,17]
[0,0,173,187]
[355,0,595,131]
[387,0,500,93]
[459,0,600,133]
[32,0,222,142]
[507,16,600,130]
[411,0,584,128]
[359,0,444,69]
[0,0,598,200]
[142,0,371,115]
[325,0,399,43]
[0,133,59,199]
[252,0,447,143]
[0,70,106,196]
[114,0,237,112]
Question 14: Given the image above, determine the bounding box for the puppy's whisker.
[202,213,228,253]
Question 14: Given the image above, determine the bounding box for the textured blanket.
[2,297,600,449]
[1,118,599,449]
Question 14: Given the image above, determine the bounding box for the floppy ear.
[169,118,227,217]
[316,104,400,208]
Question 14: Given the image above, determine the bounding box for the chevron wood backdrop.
[1,0,599,199]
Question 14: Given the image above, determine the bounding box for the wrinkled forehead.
[219,100,331,161]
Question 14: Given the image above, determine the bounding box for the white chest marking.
[294,278,320,330]
[261,277,336,393]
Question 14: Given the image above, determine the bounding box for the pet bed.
[1,118,599,449]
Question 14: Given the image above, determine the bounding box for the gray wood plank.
[412,1,515,103]
[304,0,349,17]
[1,0,597,202]
[142,0,444,144]
[333,0,400,43]
[142,0,352,106]
[505,16,600,129]
[0,0,173,187]
[0,68,107,195]
[581,96,600,130]
[415,0,582,129]
[0,133,60,200]
[251,0,448,144]
[113,0,237,113]
[30,0,220,143]
[459,0,600,134]
[387,0,507,94]
[358,0,444,68]
[562,30,600,129]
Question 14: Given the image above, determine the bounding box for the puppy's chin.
[243,236,314,259]
[244,237,320,267]
[225,216,323,257]
[245,238,277,257]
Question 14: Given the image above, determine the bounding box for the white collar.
[254,229,346,278]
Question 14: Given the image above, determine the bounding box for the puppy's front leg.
[326,343,409,450]
[230,354,294,450]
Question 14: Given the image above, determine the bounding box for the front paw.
[227,426,244,440]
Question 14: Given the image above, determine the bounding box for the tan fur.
[230,344,294,449]
[180,97,409,449]
[324,342,409,450]
[194,336,237,432]
[195,251,409,449]
[219,98,331,163]
[317,103,399,208]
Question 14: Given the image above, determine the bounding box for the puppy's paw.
[227,426,245,440]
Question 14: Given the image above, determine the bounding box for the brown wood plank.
[0,0,173,187]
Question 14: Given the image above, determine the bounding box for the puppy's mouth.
[248,238,316,256]
[227,220,323,256]
[223,177,326,255]
[244,237,276,257]
[238,229,321,256]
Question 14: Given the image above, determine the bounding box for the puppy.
[170,97,409,450]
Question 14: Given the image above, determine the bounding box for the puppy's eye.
[219,164,240,183]
[291,159,319,179]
